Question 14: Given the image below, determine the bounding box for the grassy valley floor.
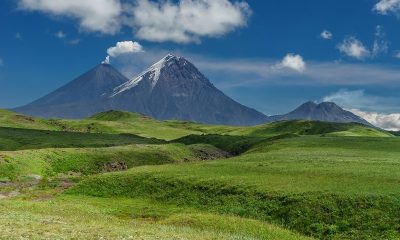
[1,110,399,239]
[1,196,309,240]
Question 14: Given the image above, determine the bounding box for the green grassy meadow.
[1,109,399,239]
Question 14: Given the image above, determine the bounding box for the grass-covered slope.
[1,196,309,240]
[233,120,392,138]
[70,172,400,239]
[173,121,392,155]
[1,109,398,239]
[0,109,60,130]
[0,109,202,140]
[70,135,400,239]
[164,119,393,139]
[88,110,148,121]
[0,143,228,181]
[0,127,162,151]
[0,109,392,140]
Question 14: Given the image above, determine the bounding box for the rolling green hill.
[0,109,201,140]
[0,143,228,181]
[0,109,392,140]
[70,135,400,239]
[0,109,398,239]
[0,127,162,151]
[1,196,310,240]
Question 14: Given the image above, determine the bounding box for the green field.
[1,109,399,239]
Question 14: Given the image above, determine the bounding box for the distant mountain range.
[270,101,372,126]
[13,54,372,127]
[14,54,267,125]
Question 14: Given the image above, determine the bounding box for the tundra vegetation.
[0,109,398,239]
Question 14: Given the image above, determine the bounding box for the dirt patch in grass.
[14,115,35,123]
[0,190,19,199]
[103,160,128,172]
[188,144,231,160]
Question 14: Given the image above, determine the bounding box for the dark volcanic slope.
[13,55,268,125]
[108,54,268,126]
[13,64,129,118]
[270,101,372,126]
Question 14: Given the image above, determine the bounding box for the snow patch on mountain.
[110,54,180,97]
[110,75,144,97]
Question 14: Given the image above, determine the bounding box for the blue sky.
[1,0,400,129]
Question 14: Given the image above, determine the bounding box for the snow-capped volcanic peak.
[110,54,182,97]
[148,54,181,87]
[15,53,270,126]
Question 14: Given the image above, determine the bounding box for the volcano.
[14,55,269,125]
[14,63,129,118]
[270,101,372,126]
[107,54,269,125]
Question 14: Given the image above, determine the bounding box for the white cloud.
[102,56,110,65]
[18,0,122,34]
[322,88,400,113]
[107,41,144,57]
[374,0,400,15]
[124,0,251,43]
[67,39,81,45]
[394,51,400,58]
[337,27,388,60]
[372,25,389,57]
[323,89,378,109]
[104,41,145,66]
[276,54,306,72]
[54,30,81,45]
[320,30,333,40]
[191,55,400,89]
[338,37,371,60]
[55,30,66,39]
[17,0,251,43]
[15,32,22,40]
[307,63,400,86]
[349,109,400,131]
